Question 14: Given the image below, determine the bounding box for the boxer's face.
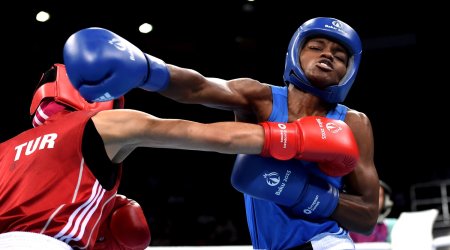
[299,37,348,89]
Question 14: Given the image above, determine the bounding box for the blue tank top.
[237,86,349,250]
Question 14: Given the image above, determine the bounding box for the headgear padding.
[30,63,124,116]
[283,17,362,103]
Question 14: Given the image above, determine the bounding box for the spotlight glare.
[139,23,153,34]
[36,11,50,22]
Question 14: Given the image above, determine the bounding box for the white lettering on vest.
[14,133,58,161]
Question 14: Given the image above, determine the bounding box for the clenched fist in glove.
[63,27,170,102]
[260,116,359,176]
[94,194,151,250]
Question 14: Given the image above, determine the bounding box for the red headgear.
[30,63,124,116]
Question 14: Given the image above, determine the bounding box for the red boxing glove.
[260,116,359,176]
[94,194,151,250]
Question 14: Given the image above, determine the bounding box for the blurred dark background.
[3,0,440,246]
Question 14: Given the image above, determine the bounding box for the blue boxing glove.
[63,27,170,102]
[231,155,339,219]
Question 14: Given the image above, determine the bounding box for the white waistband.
[310,231,355,250]
[0,232,73,250]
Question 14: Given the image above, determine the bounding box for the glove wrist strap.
[141,54,170,92]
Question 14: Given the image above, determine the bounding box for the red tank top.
[0,110,122,249]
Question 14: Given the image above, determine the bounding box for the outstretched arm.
[161,65,271,113]
[92,109,361,179]
[91,109,264,163]
[64,27,269,113]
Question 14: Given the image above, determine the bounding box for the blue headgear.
[283,17,362,103]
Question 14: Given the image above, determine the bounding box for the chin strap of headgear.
[32,100,66,127]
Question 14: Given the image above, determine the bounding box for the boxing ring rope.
[146,209,450,250]
[146,238,450,250]
[148,246,252,250]
[146,239,450,250]
[146,246,390,250]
